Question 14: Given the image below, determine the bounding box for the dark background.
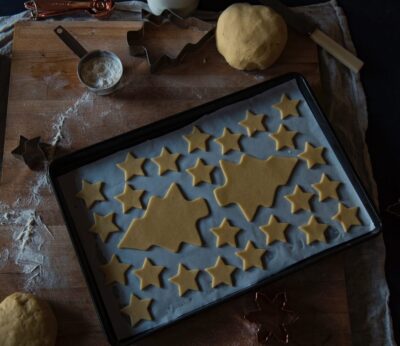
[1,0,400,342]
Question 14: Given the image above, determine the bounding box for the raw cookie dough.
[260,215,289,245]
[269,124,297,150]
[121,294,152,327]
[0,292,57,346]
[114,184,144,213]
[118,183,209,252]
[116,152,146,181]
[169,264,200,296]
[134,258,164,290]
[235,241,266,270]
[312,174,340,201]
[152,148,180,175]
[299,216,328,245]
[211,218,240,247]
[272,94,300,119]
[332,203,361,232]
[215,155,298,221]
[298,142,326,168]
[205,256,236,288]
[101,255,131,285]
[76,180,105,208]
[215,128,242,154]
[89,213,119,242]
[284,185,313,213]
[239,110,267,136]
[187,159,214,186]
[216,3,287,70]
[184,127,210,153]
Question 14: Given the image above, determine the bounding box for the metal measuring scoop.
[54,26,123,95]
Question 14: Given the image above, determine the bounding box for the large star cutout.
[205,256,236,288]
[187,158,214,186]
[239,110,267,136]
[76,180,106,208]
[332,202,361,232]
[284,185,313,213]
[260,215,289,245]
[121,294,153,327]
[134,258,165,290]
[215,128,242,154]
[236,241,266,271]
[100,255,131,285]
[152,147,180,175]
[116,152,146,181]
[269,124,297,150]
[169,263,200,296]
[299,216,328,245]
[114,184,144,213]
[184,126,211,153]
[211,218,241,247]
[89,212,119,242]
[272,94,300,119]
[298,142,326,168]
[312,174,341,201]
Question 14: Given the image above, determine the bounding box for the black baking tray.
[49,73,381,345]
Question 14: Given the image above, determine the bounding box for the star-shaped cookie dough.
[312,174,341,201]
[236,241,266,271]
[187,158,214,186]
[169,264,200,296]
[76,180,105,208]
[184,127,210,153]
[152,148,180,175]
[205,256,236,288]
[134,258,164,290]
[121,294,152,326]
[269,124,297,150]
[100,255,131,285]
[299,216,328,245]
[239,110,266,136]
[260,215,289,245]
[117,152,146,181]
[211,218,240,247]
[285,185,313,213]
[215,128,242,154]
[114,184,144,213]
[89,213,119,242]
[298,142,326,168]
[332,203,361,232]
[272,94,300,119]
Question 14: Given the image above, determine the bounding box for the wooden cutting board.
[0,21,351,345]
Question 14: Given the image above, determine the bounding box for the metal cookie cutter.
[127,9,215,73]
[54,26,123,95]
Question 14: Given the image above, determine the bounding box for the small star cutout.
[269,124,297,150]
[272,94,300,119]
[169,263,200,296]
[211,218,241,247]
[184,126,210,153]
[116,152,146,181]
[187,158,214,186]
[76,180,106,208]
[298,142,326,168]
[114,184,144,213]
[332,203,361,232]
[121,294,153,326]
[100,255,131,285]
[152,147,180,175]
[285,185,313,213]
[205,256,236,288]
[236,241,266,271]
[215,128,242,154]
[312,174,341,201]
[239,110,267,136]
[134,258,164,290]
[260,215,289,245]
[89,213,119,242]
[299,216,328,245]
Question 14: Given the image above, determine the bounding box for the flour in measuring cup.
[80,56,122,89]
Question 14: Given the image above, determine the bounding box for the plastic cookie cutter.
[127,9,215,73]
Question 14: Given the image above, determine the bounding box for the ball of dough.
[0,292,57,346]
[216,3,288,70]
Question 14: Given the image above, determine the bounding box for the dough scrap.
[121,294,152,327]
[215,128,242,154]
[211,218,240,247]
[152,148,180,175]
[239,110,267,136]
[114,184,144,213]
[332,203,361,232]
[235,241,266,271]
[298,142,326,169]
[205,256,236,288]
[118,183,209,252]
[169,264,200,296]
[312,174,340,201]
[100,255,131,286]
[272,94,300,119]
[284,185,313,213]
[134,258,164,290]
[76,180,105,208]
[89,213,119,242]
[260,215,289,245]
[187,158,214,186]
[269,124,297,150]
[299,216,328,245]
[215,155,298,221]
[184,127,210,153]
[117,152,146,181]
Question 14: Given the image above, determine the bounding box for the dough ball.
[0,292,57,346]
[216,3,288,71]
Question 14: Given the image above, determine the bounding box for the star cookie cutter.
[127,9,215,73]
[11,136,52,171]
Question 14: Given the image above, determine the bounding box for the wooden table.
[0,20,351,345]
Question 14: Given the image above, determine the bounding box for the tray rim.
[49,72,382,346]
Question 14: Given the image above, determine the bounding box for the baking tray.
[49,73,381,345]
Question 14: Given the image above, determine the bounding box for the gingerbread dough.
[100,255,130,285]
[272,94,300,119]
[187,159,214,186]
[312,174,340,201]
[236,241,266,270]
[285,185,313,213]
[134,258,164,290]
[299,142,326,168]
[260,215,289,245]
[211,218,240,247]
[299,216,328,245]
[169,264,200,296]
[152,148,180,175]
[205,256,235,288]
[269,124,297,150]
[116,152,146,181]
[332,203,361,232]
[184,127,210,153]
[114,184,144,213]
[121,294,152,326]
[215,128,242,154]
[239,110,266,136]
[89,213,119,242]
[76,180,105,208]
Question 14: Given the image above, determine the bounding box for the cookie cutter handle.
[54,26,88,58]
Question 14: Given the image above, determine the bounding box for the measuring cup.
[54,25,123,95]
